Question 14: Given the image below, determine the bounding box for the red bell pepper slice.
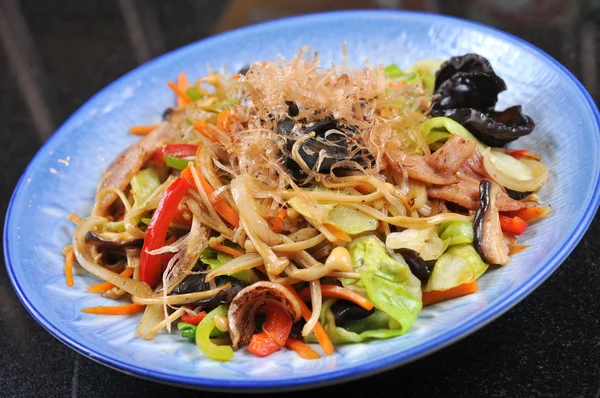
[181,311,207,326]
[248,332,281,357]
[262,303,293,347]
[499,215,528,235]
[140,177,191,287]
[152,144,198,163]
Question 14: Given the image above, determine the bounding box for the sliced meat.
[428,178,537,211]
[96,123,177,214]
[427,135,476,176]
[473,179,510,265]
[385,149,457,185]
[385,136,476,185]
[459,151,489,180]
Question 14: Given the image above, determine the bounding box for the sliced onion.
[483,148,548,192]
[73,217,152,298]
[302,280,321,337]
[137,304,164,340]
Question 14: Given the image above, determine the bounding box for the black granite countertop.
[1,1,599,397]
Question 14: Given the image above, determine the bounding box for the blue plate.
[4,10,600,391]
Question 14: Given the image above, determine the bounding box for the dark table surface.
[1,1,599,397]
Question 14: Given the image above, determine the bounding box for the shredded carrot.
[68,212,83,225]
[176,72,188,107]
[270,209,287,233]
[231,73,240,80]
[87,267,135,293]
[324,224,351,242]
[422,282,478,306]
[81,303,145,315]
[65,248,75,287]
[210,242,245,258]
[181,165,240,228]
[284,286,334,356]
[130,125,158,135]
[504,207,548,223]
[192,120,218,142]
[167,81,191,105]
[217,109,235,132]
[509,245,530,255]
[354,184,374,194]
[286,337,321,360]
[298,285,373,311]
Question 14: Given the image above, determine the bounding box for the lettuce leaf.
[438,221,474,246]
[307,299,404,344]
[130,167,162,207]
[385,227,449,260]
[200,245,259,284]
[424,244,487,292]
[344,236,422,334]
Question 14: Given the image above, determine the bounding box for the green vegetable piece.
[99,221,126,233]
[130,168,162,207]
[426,129,452,145]
[178,322,197,339]
[164,154,193,171]
[326,205,378,235]
[345,236,422,334]
[386,227,449,261]
[195,305,233,361]
[438,221,474,246]
[200,246,260,284]
[308,299,404,344]
[425,244,488,292]
[186,86,203,101]
[384,64,407,80]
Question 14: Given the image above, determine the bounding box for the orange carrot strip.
[81,303,145,315]
[176,72,188,107]
[181,165,240,228]
[298,285,373,311]
[509,245,530,255]
[130,125,158,135]
[284,286,334,356]
[210,242,245,258]
[270,209,287,233]
[504,207,547,223]
[217,109,235,132]
[68,212,83,225]
[286,337,321,360]
[87,267,135,293]
[167,81,191,105]
[324,224,351,242]
[192,120,217,142]
[65,248,75,287]
[422,282,478,306]
[354,184,374,194]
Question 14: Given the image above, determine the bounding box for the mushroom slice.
[473,179,510,265]
[227,282,302,348]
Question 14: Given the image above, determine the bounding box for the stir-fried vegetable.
[66,49,550,363]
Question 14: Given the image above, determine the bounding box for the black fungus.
[432,72,506,114]
[397,248,431,283]
[171,273,247,308]
[431,54,535,146]
[237,65,250,76]
[285,101,299,117]
[331,301,374,326]
[506,188,533,200]
[434,106,535,147]
[85,231,143,249]
[162,107,174,122]
[434,54,496,92]
[278,117,373,178]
